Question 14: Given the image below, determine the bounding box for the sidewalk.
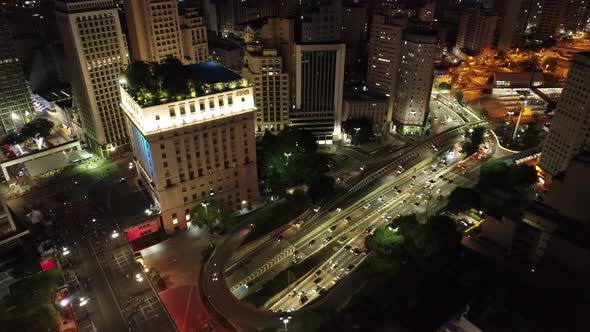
[140,229,234,332]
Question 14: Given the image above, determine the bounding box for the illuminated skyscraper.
[0,17,33,133]
[393,31,437,136]
[539,52,590,182]
[56,0,130,156]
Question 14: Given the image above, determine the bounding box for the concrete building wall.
[539,52,590,180]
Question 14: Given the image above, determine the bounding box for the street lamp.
[284,152,292,165]
[201,202,210,216]
[512,97,525,142]
[59,298,70,307]
[79,297,89,307]
[280,315,292,332]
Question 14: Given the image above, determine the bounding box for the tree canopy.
[462,126,485,156]
[341,117,374,145]
[21,118,54,139]
[189,199,233,233]
[123,57,203,106]
[365,214,462,270]
[257,127,334,201]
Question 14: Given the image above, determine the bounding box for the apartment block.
[393,31,437,136]
[455,7,497,55]
[123,0,184,62]
[242,45,289,135]
[180,5,209,64]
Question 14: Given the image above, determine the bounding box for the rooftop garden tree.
[122,57,205,106]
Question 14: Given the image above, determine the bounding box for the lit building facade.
[530,0,567,41]
[120,62,259,233]
[538,52,590,182]
[343,93,389,137]
[123,0,184,63]
[563,0,590,33]
[393,31,437,136]
[291,43,345,142]
[242,45,289,135]
[0,17,33,134]
[56,0,130,157]
[180,5,209,64]
[455,8,497,55]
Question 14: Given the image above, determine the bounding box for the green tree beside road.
[341,117,374,145]
[190,199,233,234]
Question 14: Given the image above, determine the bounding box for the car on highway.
[329,225,337,232]
[245,281,254,289]
[346,264,355,272]
[363,203,371,209]
[313,277,322,284]
[343,216,352,223]
[330,262,338,270]
[315,269,322,276]
[309,239,316,246]
[300,295,308,305]
[313,206,321,213]
[324,236,333,243]
[295,220,304,227]
[353,248,364,256]
[365,227,375,234]
[212,272,218,281]
[411,175,417,180]
[414,202,420,206]
[359,165,365,171]
[276,235,283,242]
[344,244,352,251]
[288,291,297,298]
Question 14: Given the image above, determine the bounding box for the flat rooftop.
[188,61,242,84]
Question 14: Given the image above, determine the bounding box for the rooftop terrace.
[121,59,248,108]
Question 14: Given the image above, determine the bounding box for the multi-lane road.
[202,97,504,330]
[267,146,487,312]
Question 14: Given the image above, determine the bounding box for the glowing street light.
[79,297,89,306]
[60,298,70,307]
[280,315,292,332]
[135,273,143,282]
[111,230,120,239]
[62,247,71,256]
[284,152,292,165]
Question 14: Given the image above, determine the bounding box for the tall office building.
[538,52,590,182]
[217,0,247,36]
[563,0,590,33]
[300,0,342,43]
[120,62,259,233]
[455,7,497,55]
[56,0,130,156]
[242,45,289,135]
[393,31,437,136]
[366,14,405,99]
[291,43,346,142]
[0,16,32,134]
[341,3,369,83]
[123,0,184,63]
[180,5,209,64]
[365,14,406,133]
[531,0,567,41]
[497,0,528,51]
